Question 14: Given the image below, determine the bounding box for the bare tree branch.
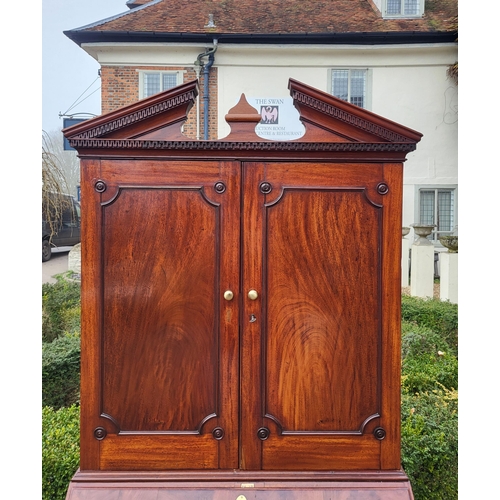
[42,131,71,238]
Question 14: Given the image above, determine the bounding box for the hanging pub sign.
[63,118,88,151]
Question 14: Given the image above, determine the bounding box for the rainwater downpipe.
[195,39,218,140]
[194,64,201,140]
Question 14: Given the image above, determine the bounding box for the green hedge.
[401,387,458,500]
[401,295,458,354]
[42,332,80,409]
[401,313,458,500]
[42,405,80,500]
[42,277,81,343]
[401,322,458,394]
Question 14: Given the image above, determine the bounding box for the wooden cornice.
[63,80,198,142]
[63,78,422,160]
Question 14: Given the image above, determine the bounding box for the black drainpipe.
[196,39,218,140]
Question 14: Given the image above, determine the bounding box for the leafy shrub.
[401,322,450,359]
[42,405,80,500]
[401,321,458,393]
[401,302,458,499]
[42,332,80,409]
[42,277,81,343]
[401,386,458,500]
[402,351,458,394]
[401,296,458,354]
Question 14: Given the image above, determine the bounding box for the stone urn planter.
[439,235,458,253]
[402,227,410,238]
[410,224,435,246]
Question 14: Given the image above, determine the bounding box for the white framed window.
[330,69,370,109]
[138,70,183,99]
[383,0,423,18]
[417,186,457,243]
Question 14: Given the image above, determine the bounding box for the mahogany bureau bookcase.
[63,78,422,499]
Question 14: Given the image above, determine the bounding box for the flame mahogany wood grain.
[64,78,421,498]
[80,159,241,470]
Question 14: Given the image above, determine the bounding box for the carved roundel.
[94,180,107,193]
[257,427,270,441]
[214,182,226,194]
[260,182,272,194]
[212,427,225,440]
[94,427,107,441]
[373,426,386,440]
[376,182,389,195]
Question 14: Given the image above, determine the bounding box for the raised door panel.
[80,160,240,471]
[102,188,219,432]
[265,189,380,433]
[241,162,401,471]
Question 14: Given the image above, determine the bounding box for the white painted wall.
[83,41,458,240]
[215,43,458,240]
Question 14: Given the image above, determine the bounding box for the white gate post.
[410,224,435,299]
[438,236,458,303]
[439,252,458,303]
[402,227,410,287]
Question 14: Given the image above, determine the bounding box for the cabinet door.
[241,162,402,471]
[80,159,240,471]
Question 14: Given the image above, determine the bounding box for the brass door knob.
[248,290,258,300]
[224,290,234,301]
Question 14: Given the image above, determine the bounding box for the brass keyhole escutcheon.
[248,290,258,300]
[224,290,234,301]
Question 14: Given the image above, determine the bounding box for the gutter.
[64,30,458,46]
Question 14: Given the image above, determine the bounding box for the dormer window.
[383,0,423,18]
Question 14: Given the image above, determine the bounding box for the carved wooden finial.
[223,94,263,141]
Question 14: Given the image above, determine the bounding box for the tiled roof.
[71,0,458,36]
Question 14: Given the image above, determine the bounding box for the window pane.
[350,70,365,108]
[332,70,349,102]
[387,0,402,15]
[162,73,178,91]
[420,190,435,225]
[437,190,454,233]
[404,0,419,15]
[144,73,160,97]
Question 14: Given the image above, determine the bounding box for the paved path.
[42,248,71,283]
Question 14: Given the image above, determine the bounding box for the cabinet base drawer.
[66,469,414,500]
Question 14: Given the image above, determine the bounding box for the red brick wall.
[100,65,218,140]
